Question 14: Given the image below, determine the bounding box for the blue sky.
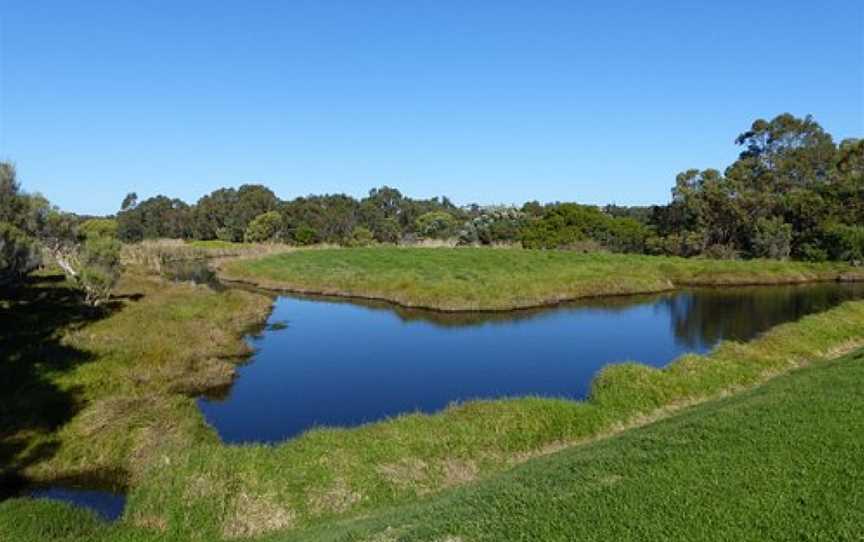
[1,1,861,215]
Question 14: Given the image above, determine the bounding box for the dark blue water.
[199,283,864,444]
[27,486,125,521]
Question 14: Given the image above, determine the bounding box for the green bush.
[415,211,458,240]
[78,218,118,240]
[344,226,375,247]
[459,206,526,245]
[752,217,792,259]
[292,225,319,246]
[244,211,282,243]
[0,223,41,284]
[645,231,706,257]
[74,235,122,306]
[703,243,741,260]
[521,204,648,252]
[798,243,829,263]
[823,224,864,263]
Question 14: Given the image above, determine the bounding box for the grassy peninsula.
[219,247,863,311]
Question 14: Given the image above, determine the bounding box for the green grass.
[185,239,246,250]
[220,247,862,310]
[1,271,273,486]
[4,348,864,541]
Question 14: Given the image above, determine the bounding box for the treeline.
[39,113,860,264]
[114,114,863,262]
[0,164,121,304]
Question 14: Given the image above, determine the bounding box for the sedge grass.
[219,247,863,311]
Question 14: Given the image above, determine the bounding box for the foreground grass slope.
[220,247,863,310]
[4,349,863,541]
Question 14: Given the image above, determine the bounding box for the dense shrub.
[73,235,122,305]
[244,211,282,243]
[752,217,793,260]
[0,223,41,284]
[823,224,864,263]
[459,207,526,245]
[703,244,741,260]
[79,218,118,240]
[415,211,459,240]
[521,204,648,252]
[645,231,706,257]
[345,226,375,247]
[291,226,319,246]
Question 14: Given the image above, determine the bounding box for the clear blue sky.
[1,1,862,216]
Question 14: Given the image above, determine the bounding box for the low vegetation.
[0,268,272,491]
[219,247,863,311]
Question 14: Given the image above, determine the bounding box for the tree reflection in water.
[664,283,864,349]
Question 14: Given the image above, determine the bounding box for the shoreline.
[216,263,864,313]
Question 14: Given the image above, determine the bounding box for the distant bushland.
[107,113,863,263]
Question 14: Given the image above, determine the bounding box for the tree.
[345,226,375,247]
[73,235,122,306]
[752,217,793,260]
[729,113,835,193]
[292,225,319,246]
[79,218,119,239]
[822,224,864,263]
[121,192,138,211]
[415,211,458,240]
[458,206,526,245]
[244,211,282,243]
[0,163,42,284]
[117,195,191,241]
[0,223,41,285]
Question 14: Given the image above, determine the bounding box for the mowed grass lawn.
[220,247,861,310]
[4,349,864,541]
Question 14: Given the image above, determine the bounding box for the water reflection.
[28,486,125,521]
[663,283,864,349]
[199,282,864,444]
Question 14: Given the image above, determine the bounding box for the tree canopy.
[24,112,858,264]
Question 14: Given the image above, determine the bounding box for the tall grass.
[121,239,294,275]
[220,247,863,311]
[2,271,273,487]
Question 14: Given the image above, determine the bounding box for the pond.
[28,486,125,521]
[199,282,864,444]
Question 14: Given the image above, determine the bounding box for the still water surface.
[199,282,864,444]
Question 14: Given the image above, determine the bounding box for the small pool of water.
[199,282,864,444]
[27,486,126,521]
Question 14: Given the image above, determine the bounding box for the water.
[199,283,864,444]
[28,486,125,521]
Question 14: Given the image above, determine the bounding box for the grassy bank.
[285,348,864,541]
[218,247,863,311]
[0,270,272,488]
[2,295,862,540]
